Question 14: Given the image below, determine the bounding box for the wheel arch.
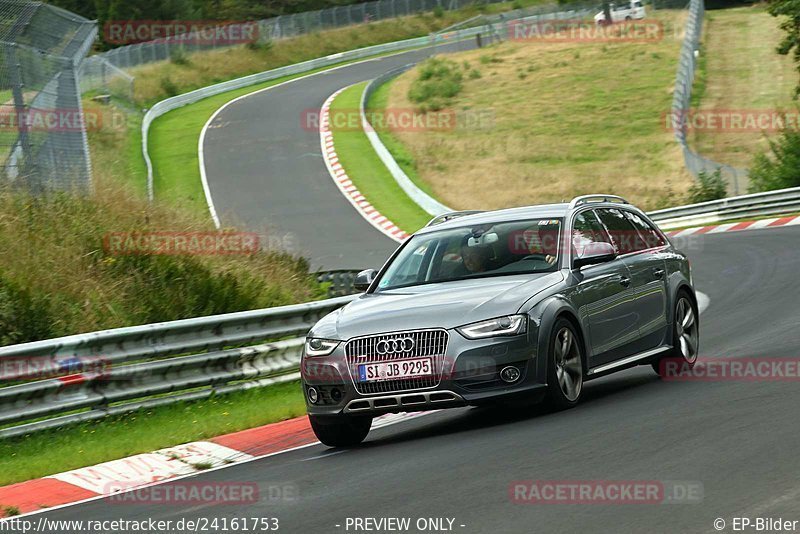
[532,297,590,376]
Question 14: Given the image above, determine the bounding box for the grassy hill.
[377,9,694,212]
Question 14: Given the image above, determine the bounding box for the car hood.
[310,272,564,340]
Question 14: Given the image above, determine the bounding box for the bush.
[170,47,190,66]
[0,275,55,345]
[246,39,274,52]
[0,186,323,345]
[688,169,727,204]
[652,181,681,210]
[433,5,444,17]
[101,254,261,324]
[408,57,463,112]
[159,76,180,97]
[748,127,800,193]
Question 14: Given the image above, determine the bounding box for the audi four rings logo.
[375,337,415,354]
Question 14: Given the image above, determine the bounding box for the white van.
[594,1,646,24]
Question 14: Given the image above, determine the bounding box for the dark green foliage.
[688,169,727,203]
[0,274,55,345]
[408,57,464,112]
[749,127,800,192]
[766,0,800,97]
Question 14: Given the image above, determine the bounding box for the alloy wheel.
[554,327,583,402]
[675,297,699,364]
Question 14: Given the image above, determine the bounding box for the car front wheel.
[309,414,372,447]
[545,318,584,410]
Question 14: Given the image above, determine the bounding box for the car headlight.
[457,315,527,339]
[305,338,340,357]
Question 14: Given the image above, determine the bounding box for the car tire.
[309,414,372,447]
[544,318,584,410]
[652,290,699,377]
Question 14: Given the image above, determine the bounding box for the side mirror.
[573,242,617,269]
[354,269,378,292]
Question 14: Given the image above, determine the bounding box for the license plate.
[358,357,433,382]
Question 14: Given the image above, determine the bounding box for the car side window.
[623,210,666,250]
[594,208,646,255]
[572,210,613,258]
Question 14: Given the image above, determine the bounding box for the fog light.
[330,388,342,402]
[307,387,319,404]
[500,366,521,383]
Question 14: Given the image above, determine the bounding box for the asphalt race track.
[202,41,475,271]
[34,226,800,533]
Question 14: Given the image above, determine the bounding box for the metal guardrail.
[0,295,356,438]
[361,64,452,217]
[648,186,800,229]
[317,270,362,296]
[4,182,800,437]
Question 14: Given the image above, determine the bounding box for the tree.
[748,127,800,192]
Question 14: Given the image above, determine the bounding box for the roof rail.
[568,194,629,210]
[425,210,485,227]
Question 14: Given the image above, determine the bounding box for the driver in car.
[461,239,495,273]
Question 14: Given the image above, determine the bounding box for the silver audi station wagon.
[301,195,699,446]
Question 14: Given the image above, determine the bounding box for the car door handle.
[619,276,631,288]
[652,268,665,278]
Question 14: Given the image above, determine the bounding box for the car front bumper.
[301,329,547,418]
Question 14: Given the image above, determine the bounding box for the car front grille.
[345,329,449,395]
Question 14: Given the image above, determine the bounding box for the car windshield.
[376,218,562,290]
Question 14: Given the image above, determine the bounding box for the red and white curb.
[662,215,800,238]
[0,411,432,518]
[319,87,409,244]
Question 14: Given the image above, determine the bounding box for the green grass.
[0,184,324,342]
[377,10,696,212]
[150,49,438,215]
[367,82,440,201]
[0,381,305,488]
[84,95,148,196]
[329,83,433,233]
